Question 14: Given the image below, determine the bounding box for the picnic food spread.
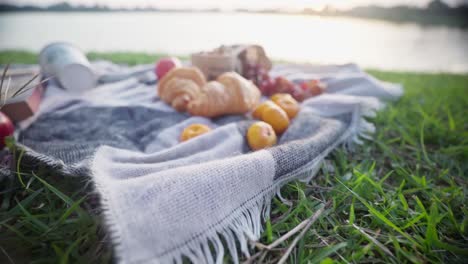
[190,44,326,101]
[13,42,404,264]
[153,45,327,149]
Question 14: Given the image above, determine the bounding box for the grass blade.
[309,242,348,263]
[265,218,273,243]
[16,148,26,188]
[49,196,87,232]
[11,73,38,97]
[15,198,49,232]
[0,63,10,102]
[31,172,74,206]
[351,223,395,258]
[60,236,86,264]
[5,188,44,215]
[338,179,422,249]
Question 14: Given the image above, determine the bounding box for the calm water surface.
[1,12,467,73]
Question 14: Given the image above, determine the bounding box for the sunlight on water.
[0,12,467,72]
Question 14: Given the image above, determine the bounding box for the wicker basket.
[191,44,272,80]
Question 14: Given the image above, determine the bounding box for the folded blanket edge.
[89,101,377,264]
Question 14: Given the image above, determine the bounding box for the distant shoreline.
[1,8,467,29]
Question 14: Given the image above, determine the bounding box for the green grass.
[1,51,467,263]
[0,50,177,66]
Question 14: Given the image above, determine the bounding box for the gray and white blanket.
[18,62,402,264]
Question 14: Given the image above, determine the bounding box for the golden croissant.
[158,67,261,117]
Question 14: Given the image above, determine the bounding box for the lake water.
[1,12,468,73]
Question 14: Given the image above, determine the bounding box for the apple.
[247,121,277,151]
[271,93,300,119]
[155,57,182,79]
[262,106,290,135]
[0,112,14,149]
[180,124,211,142]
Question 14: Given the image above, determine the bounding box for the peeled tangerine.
[247,121,277,151]
[180,124,211,142]
[270,93,299,119]
[252,101,290,135]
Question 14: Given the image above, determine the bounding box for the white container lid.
[58,63,97,93]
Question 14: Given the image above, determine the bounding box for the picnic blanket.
[17,61,402,264]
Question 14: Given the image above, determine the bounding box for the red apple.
[0,112,14,149]
[155,57,182,79]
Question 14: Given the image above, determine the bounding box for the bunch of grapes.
[243,63,326,102]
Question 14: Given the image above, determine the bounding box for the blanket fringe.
[158,155,328,264]
[344,98,381,148]
[156,187,279,264]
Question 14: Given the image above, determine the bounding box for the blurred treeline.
[1,0,467,28]
[305,0,468,28]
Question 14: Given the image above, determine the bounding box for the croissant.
[158,67,260,118]
[158,67,206,111]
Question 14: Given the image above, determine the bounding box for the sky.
[2,0,468,10]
